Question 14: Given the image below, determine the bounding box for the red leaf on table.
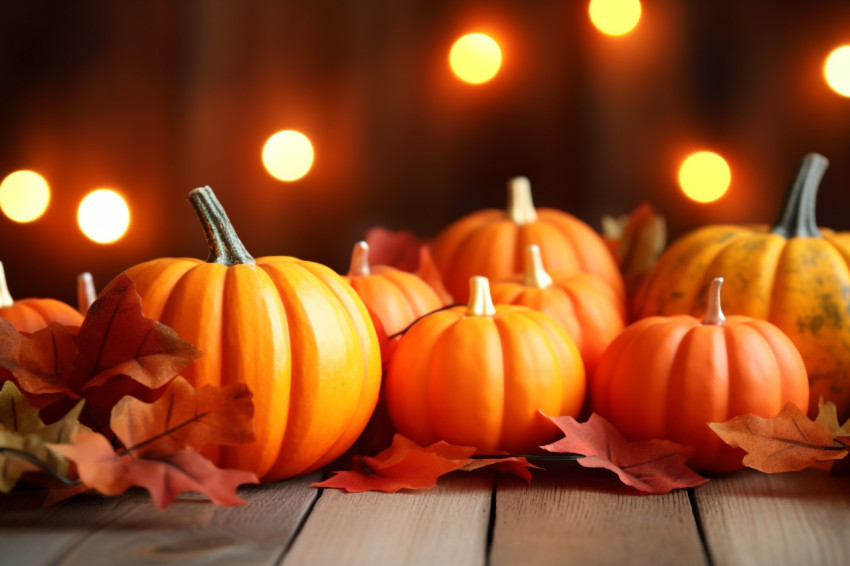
[49,431,258,510]
[709,402,848,473]
[459,455,540,481]
[542,413,708,494]
[110,376,255,454]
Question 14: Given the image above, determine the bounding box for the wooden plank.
[281,471,494,566]
[0,473,320,566]
[489,464,707,566]
[694,469,850,566]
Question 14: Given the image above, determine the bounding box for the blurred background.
[0,0,849,305]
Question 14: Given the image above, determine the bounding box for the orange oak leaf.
[542,413,708,494]
[709,402,848,473]
[49,432,258,510]
[0,320,78,401]
[110,376,255,454]
[314,434,537,493]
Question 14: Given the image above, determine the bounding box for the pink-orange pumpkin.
[0,262,83,332]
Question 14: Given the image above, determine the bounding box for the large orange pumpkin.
[430,176,625,307]
[384,276,586,453]
[632,153,850,419]
[594,278,810,472]
[110,186,382,481]
[0,262,83,332]
[490,245,625,378]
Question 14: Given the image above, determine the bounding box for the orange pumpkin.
[593,278,809,473]
[384,276,586,453]
[109,186,382,481]
[430,176,625,307]
[490,245,625,377]
[0,262,84,332]
[632,153,850,419]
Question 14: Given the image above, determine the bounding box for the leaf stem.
[0,447,80,486]
[387,303,462,339]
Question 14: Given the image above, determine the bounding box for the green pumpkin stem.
[348,241,371,277]
[467,276,496,317]
[523,245,553,289]
[0,262,14,308]
[770,153,828,238]
[189,186,256,266]
[507,176,538,226]
[702,277,726,326]
[77,272,96,314]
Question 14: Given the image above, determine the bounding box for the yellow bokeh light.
[0,170,51,223]
[262,130,315,182]
[589,0,642,36]
[824,45,850,97]
[77,189,130,244]
[678,152,731,204]
[449,33,502,84]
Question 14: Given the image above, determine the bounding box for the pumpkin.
[344,240,447,342]
[490,245,625,377]
[109,186,382,481]
[632,153,850,419]
[0,261,84,332]
[430,176,625,306]
[384,275,586,453]
[593,277,809,473]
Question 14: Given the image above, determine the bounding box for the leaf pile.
[0,274,258,508]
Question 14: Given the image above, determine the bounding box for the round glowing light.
[824,45,850,97]
[449,33,502,84]
[0,170,51,223]
[262,130,314,182]
[589,0,642,37]
[678,152,732,204]
[77,189,130,244]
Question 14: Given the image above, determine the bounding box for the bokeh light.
[588,0,642,36]
[678,151,731,203]
[824,45,850,97]
[449,33,502,84]
[0,170,51,223]
[262,130,315,182]
[77,189,130,244]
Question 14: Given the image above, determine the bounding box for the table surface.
[2,465,849,566]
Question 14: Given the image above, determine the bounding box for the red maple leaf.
[541,413,708,494]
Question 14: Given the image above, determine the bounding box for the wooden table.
[2,465,849,566]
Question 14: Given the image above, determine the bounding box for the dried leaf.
[602,203,666,298]
[815,397,850,436]
[709,402,848,473]
[110,376,255,454]
[49,431,258,510]
[542,413,708,494]
[0,319,78,398]
[459,455,539,481]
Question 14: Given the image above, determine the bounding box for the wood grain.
[489,464,707,566]
[281,471,494,566]
[694,469,850,566]
[0,473,320,566]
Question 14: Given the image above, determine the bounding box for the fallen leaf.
[0,320,78,399]
[110,376,255,454]
[460,455,540,481]
[542,413,708,494]
[709,402,848,473]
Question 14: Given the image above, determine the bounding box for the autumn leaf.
[709,402,848,473]
[49,432,258,510]
[0,319,78,400]
[0,381,86,492]
[542,413,708,494]
[110,376,255,454]
[601,202,666,298]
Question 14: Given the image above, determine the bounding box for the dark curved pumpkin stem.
[770,153,828,238]
[188,186,255,266]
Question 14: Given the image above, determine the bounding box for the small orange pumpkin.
[108,186,382,481]
[0,262,84,332]
[384,275,586,453]
[430,176,625,307]
[592,277,809,473]
[490,245,625,377]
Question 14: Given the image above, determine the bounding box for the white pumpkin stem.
[507,176,538,225]
[523,245,553,289]
[467,276,496,317]
[0,262,13,308]
[703,277,726,325]
[348,241,371,277]
[77,272,96,314]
